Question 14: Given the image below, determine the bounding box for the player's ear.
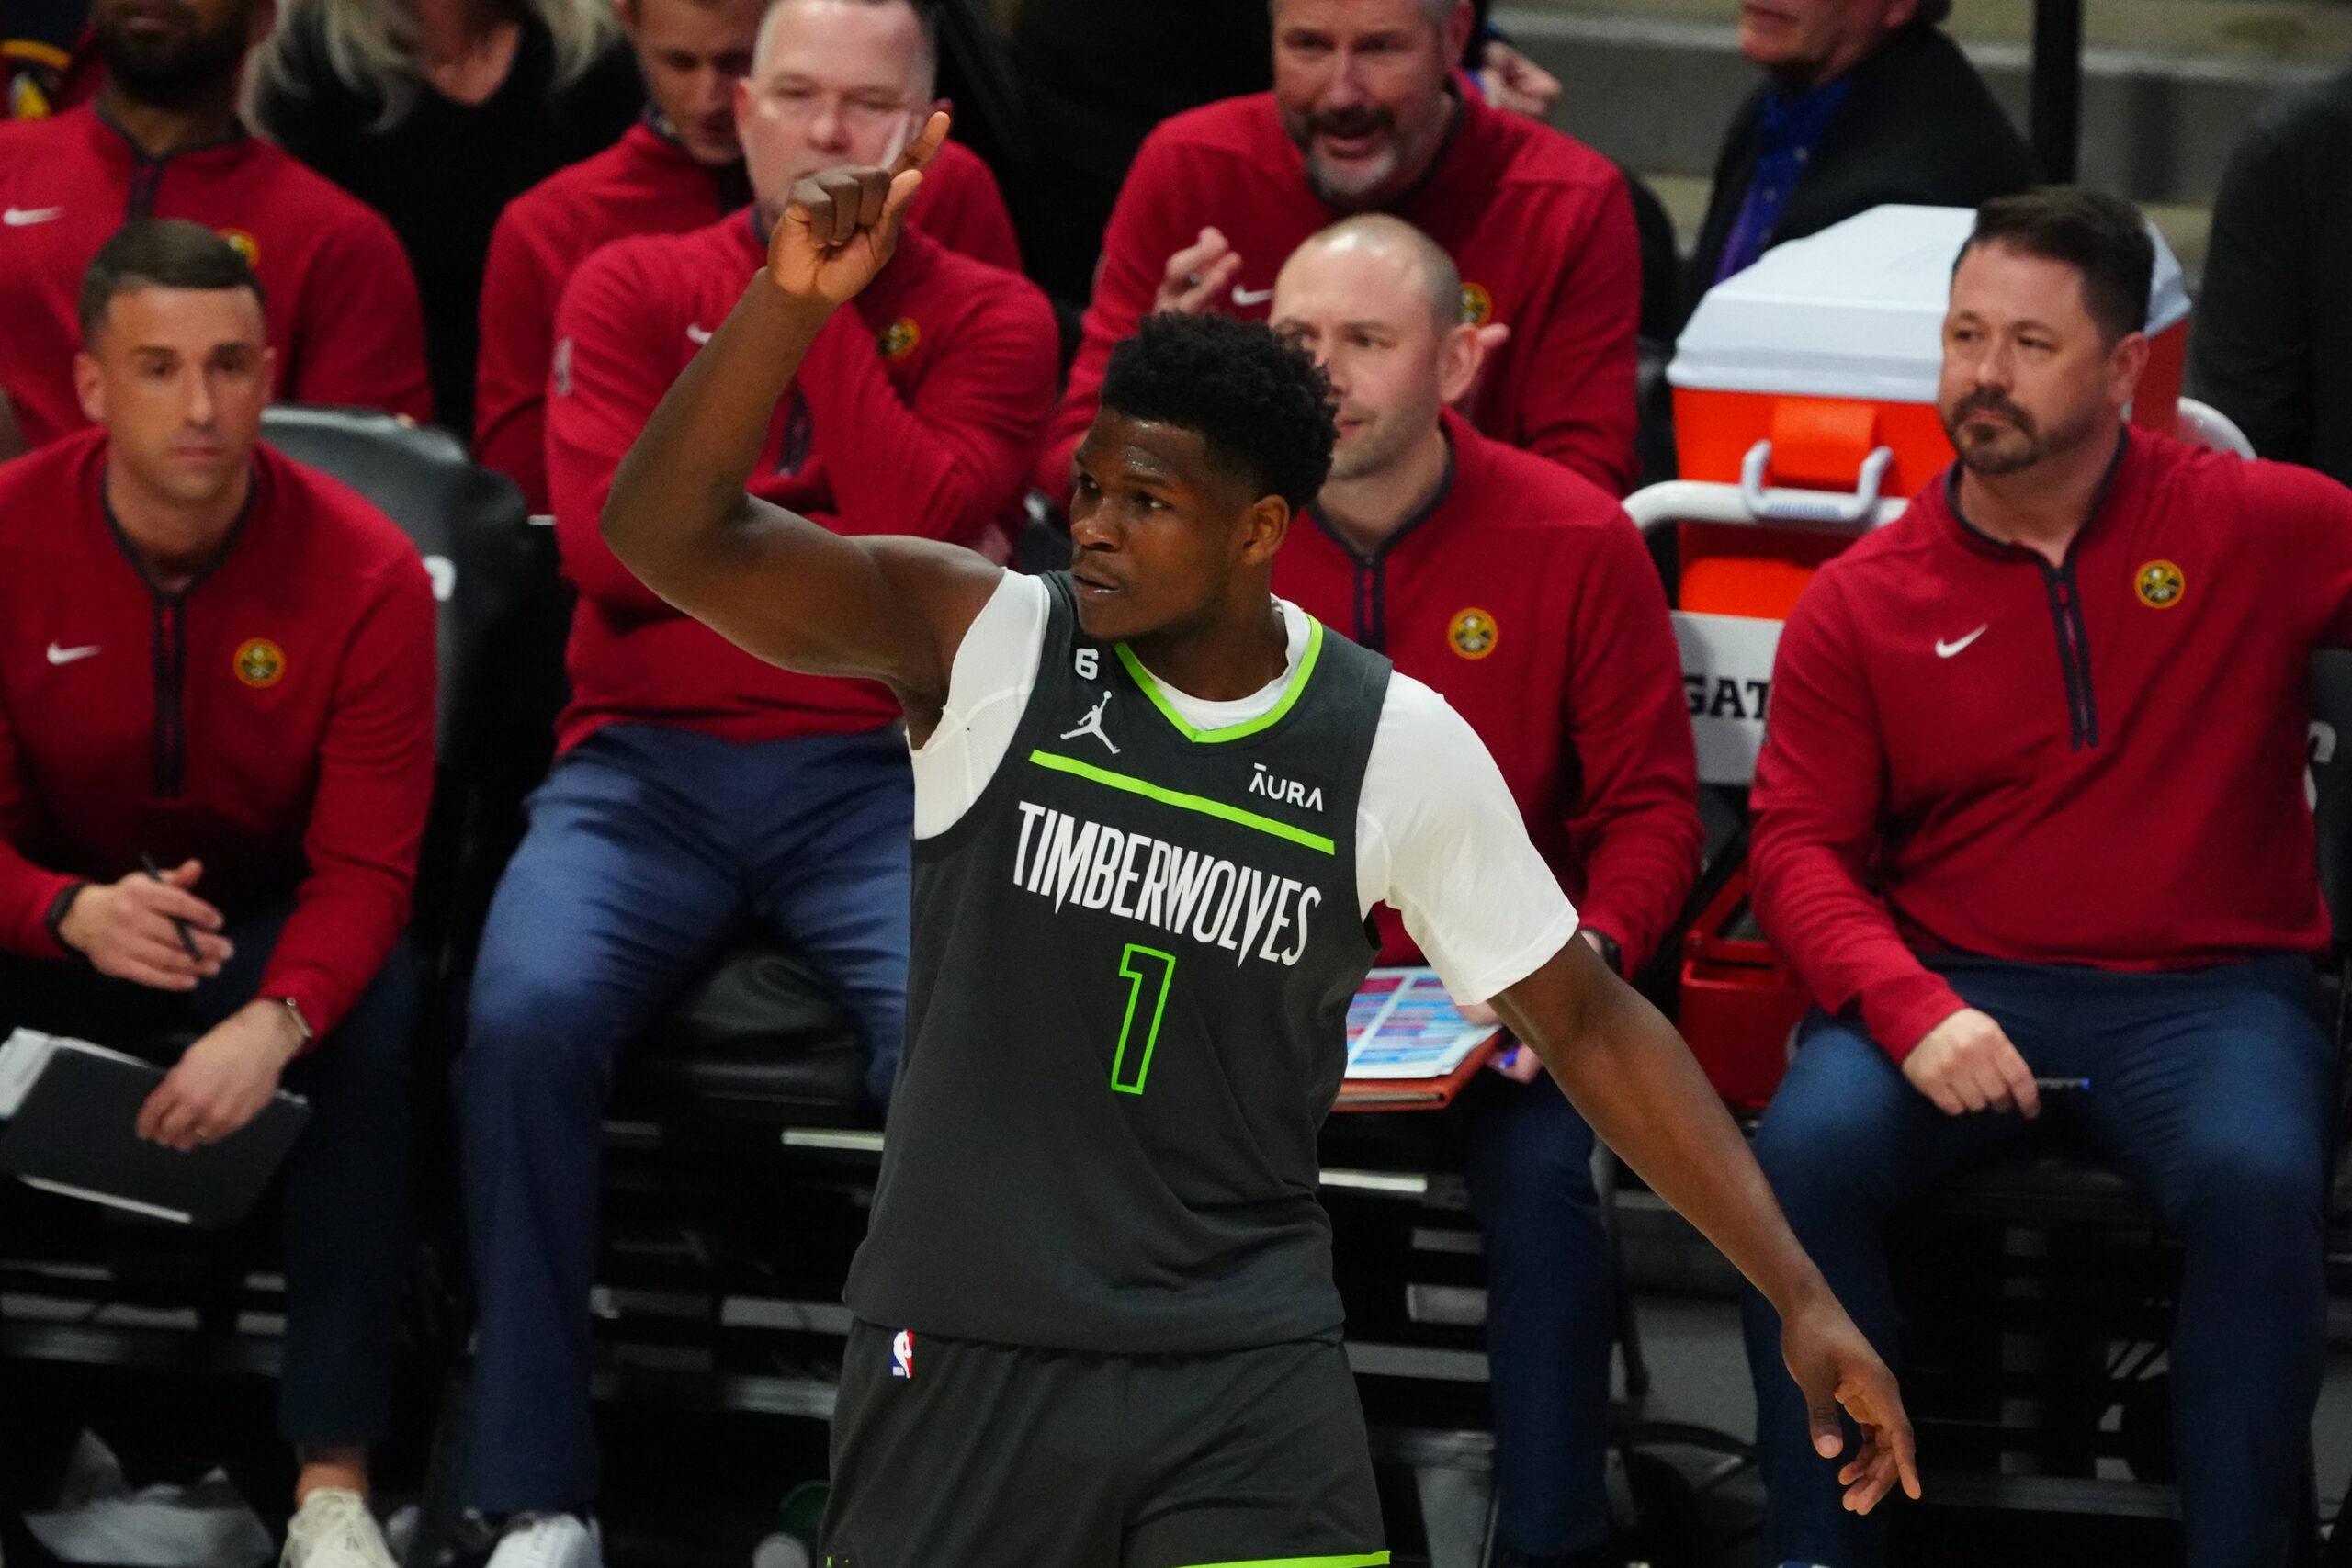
[1238,494,1291,566]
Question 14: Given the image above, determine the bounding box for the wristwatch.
[271,996,315,1047]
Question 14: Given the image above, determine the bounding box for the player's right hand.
[56,861,232,992]
[1902,1007,2040,1118]
[1153,228,1244,316]
[767,109,950,309]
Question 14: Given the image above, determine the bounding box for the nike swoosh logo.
[45,643,100,665]
[685,324,713,345]
[4,207,63,227]
[1936,626,1989,659]
[1230,287,1275,307]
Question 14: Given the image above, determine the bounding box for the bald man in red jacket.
[1270,215,1698,1568]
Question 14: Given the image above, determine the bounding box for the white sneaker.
[282,1489,397,1568]
[485,1514,602,1568]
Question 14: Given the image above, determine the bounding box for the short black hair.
[1959,186,2154,344]
[77,219,264,345]
[1098,313,1338,513]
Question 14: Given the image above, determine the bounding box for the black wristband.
[44,880,90,956]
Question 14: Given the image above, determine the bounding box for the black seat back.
[258,407,529,762]
[2310,650,2352,934]
[258,407,548,979]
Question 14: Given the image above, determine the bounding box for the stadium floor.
[6,1291,2352,1566]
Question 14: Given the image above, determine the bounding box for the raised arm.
[1490,940,1922,1516]
[598,111,1001,722]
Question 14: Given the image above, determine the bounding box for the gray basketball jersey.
[843,572,1395,1353]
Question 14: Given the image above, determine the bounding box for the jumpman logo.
[1061,691,1120,755]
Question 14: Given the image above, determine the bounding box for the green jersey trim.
[1165,1554,1390,1568]
[1026,750,1339,855]
[1114,616,1327,745]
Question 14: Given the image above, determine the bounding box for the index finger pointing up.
[893,109,951,177]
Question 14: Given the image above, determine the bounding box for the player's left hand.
[136,1000,303,1152]
[1780,1289,1923,1515]
[767,109,951,310]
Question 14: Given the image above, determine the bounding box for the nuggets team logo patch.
[879,318,921,361]
[2135,559,2186,609]
[1449,608,1498,660]
[217,229,259,266]
[889,1329,914,1379]
[234,637,285,688]
[1460,281,1493,328]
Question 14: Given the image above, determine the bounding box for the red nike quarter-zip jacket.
[1752,429,2352,1059]
[0,429,438,1043]
[1045,89,1641,506]
[1273,413,1701,971]
[0,106,434,449]
[547,212,1057,752]
[477,121,1021,513]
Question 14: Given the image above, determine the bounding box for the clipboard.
[0,1029,311,1227]
[1333,968,1503,1113]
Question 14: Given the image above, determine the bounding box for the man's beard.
[1292,106,1402,208]
[1942,389,2098,478]
[96,2,253,112]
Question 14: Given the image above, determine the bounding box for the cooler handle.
[1739,440,1895,526]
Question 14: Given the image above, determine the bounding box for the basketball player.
[600,112,1919,1568]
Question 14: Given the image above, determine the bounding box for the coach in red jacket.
[1040,0,1641,509]
[475,0,1022,513]
[0,222,435,1568]
[1744,188,2352,1568]
[454,66,1057,1558]
[0,0,431,457]
[1269,216,1698,1568]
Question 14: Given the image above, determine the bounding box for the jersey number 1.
[1111,944,1178,1095]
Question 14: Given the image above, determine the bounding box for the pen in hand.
[140,852,207,968]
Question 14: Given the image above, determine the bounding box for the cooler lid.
[1668,204,2191,401]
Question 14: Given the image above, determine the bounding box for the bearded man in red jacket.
[1745,186,2352,1568]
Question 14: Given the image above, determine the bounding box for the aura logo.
[1248,762,1324,812]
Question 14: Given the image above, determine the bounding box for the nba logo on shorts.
[890,1329,915,1380]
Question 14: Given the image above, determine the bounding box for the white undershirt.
[909,573,1576,1005]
